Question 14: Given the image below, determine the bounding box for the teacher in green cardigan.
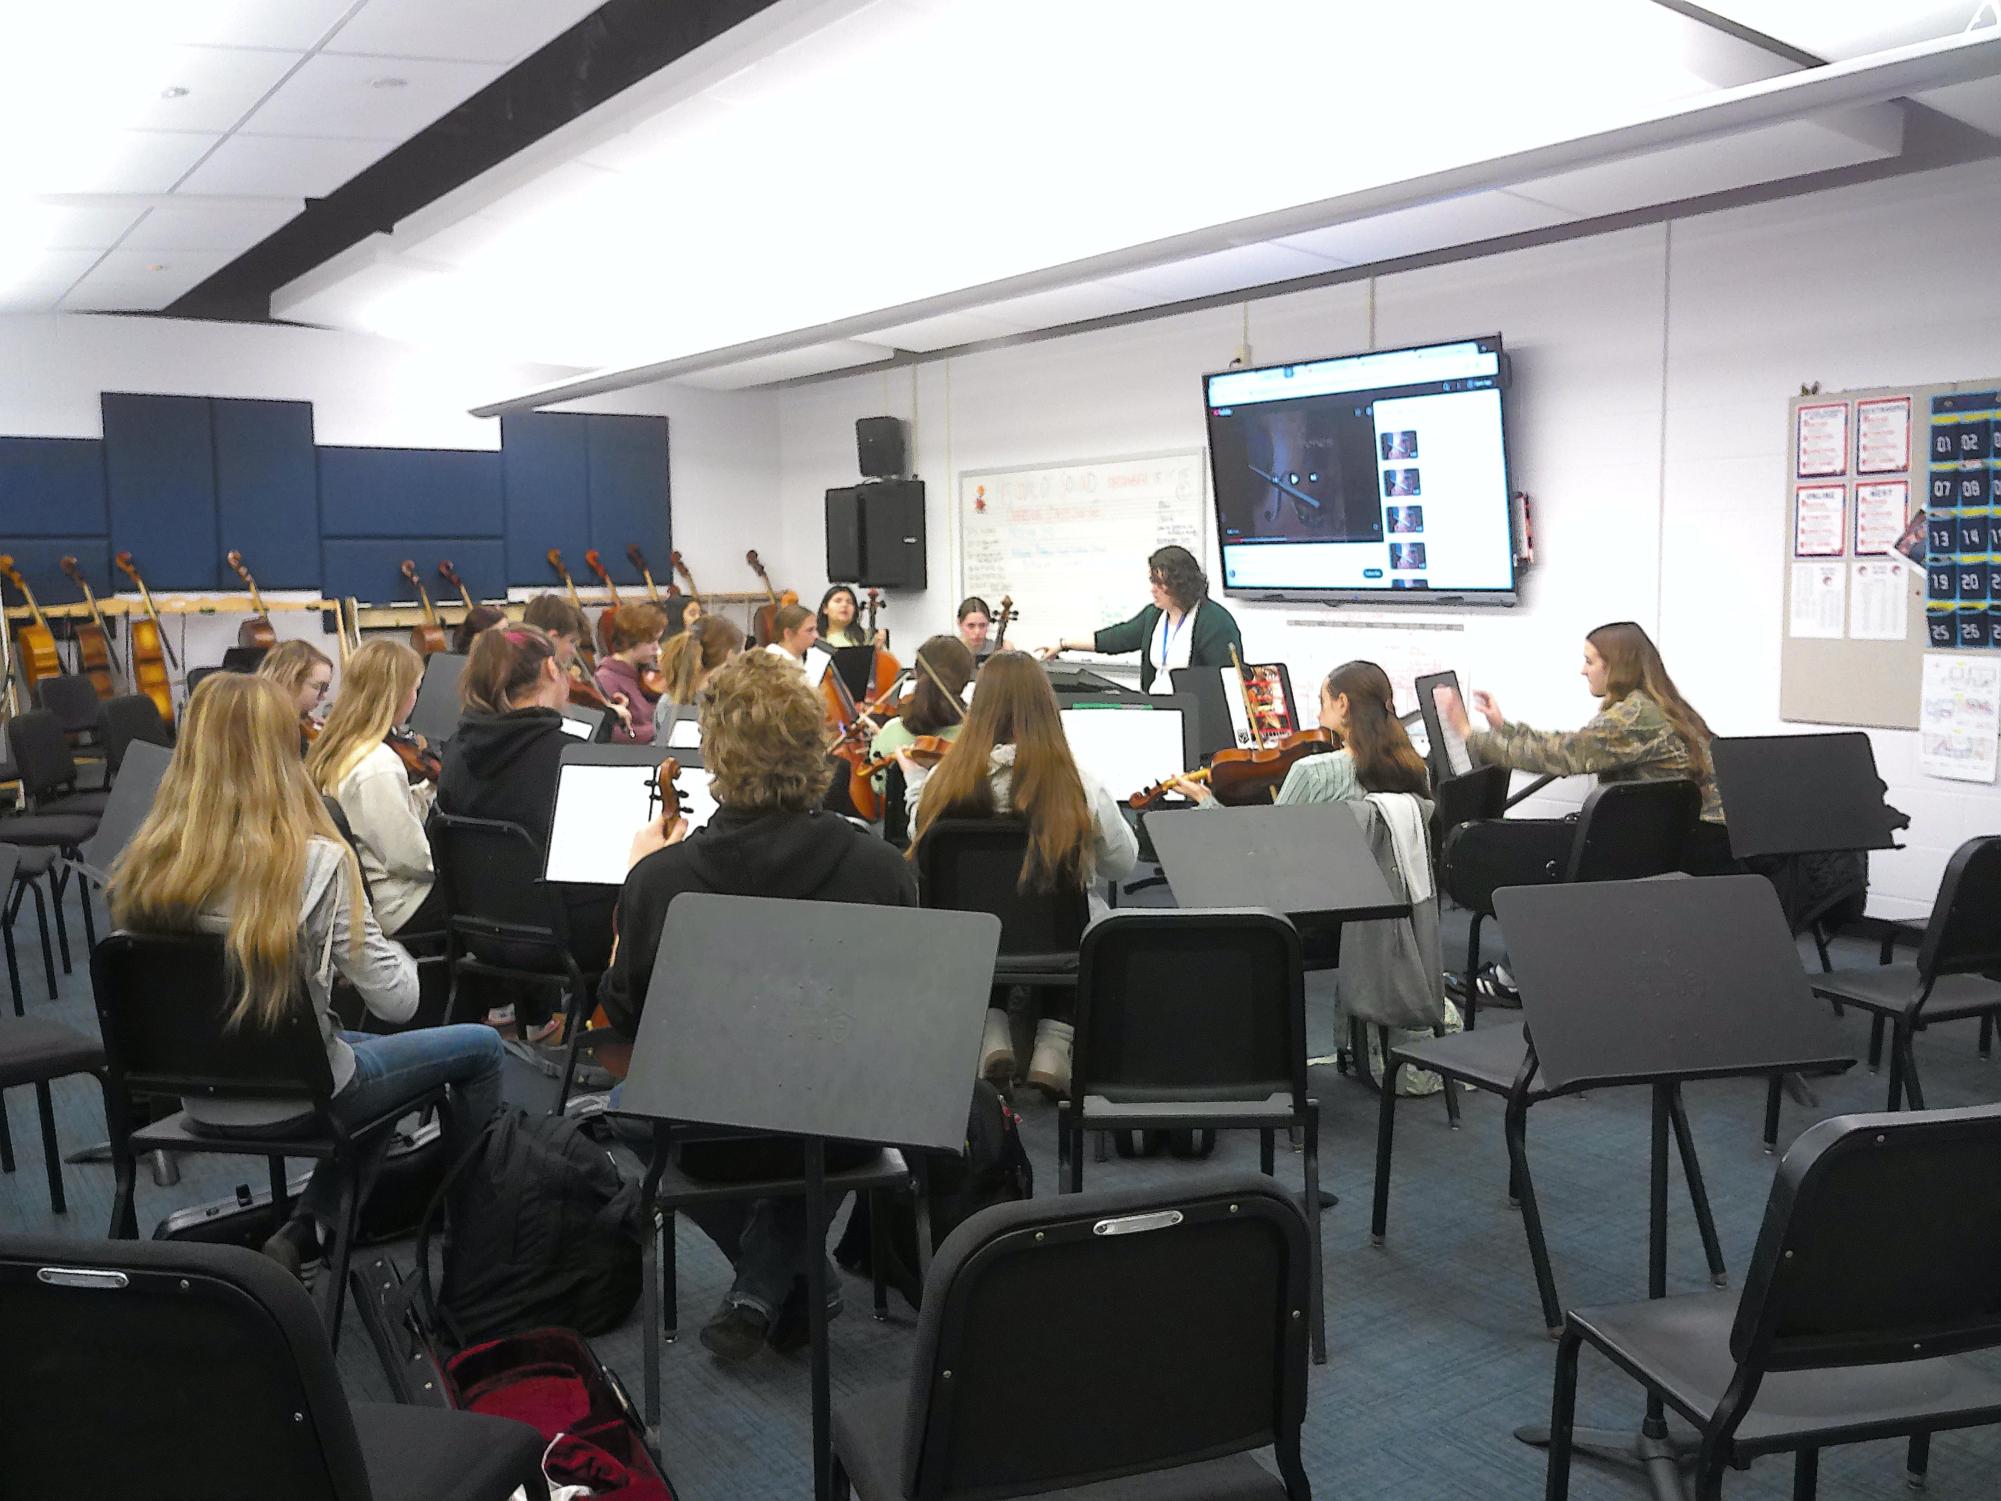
[1038,544,1243,694]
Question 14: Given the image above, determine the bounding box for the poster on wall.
[1854,395,1912,475]
[1852,480,1909,555]
[1795,401,1849,479]
[1919,653,2000,783]
[1848,560,1908,641]
[1788,560,1845,639]
[1792,484,1847,558]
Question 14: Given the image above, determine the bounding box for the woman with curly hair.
[1039,543,1243,693]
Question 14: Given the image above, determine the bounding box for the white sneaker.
[979,1008,1015,1081]
[1026,1019,1074,1097]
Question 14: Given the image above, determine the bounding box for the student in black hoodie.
[601,647,916,1363]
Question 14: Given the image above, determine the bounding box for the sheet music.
[557,716,594,740]
[1060,707,1186,802]
[545,763,718,884]
[665,717,702,749]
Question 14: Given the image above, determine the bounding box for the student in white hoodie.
[307,638,440,937]
[109,672,502,1277]
[903,650,1138,1095]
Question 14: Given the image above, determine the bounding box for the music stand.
[71,740,171,887]
[1711,733,1907,860]
[1041,662,1124,695]
[1496,875,1854,1497]
[619,894,1000,1501]
[1413,669,1472,790]
[1145,803,1408,922]
[545,743,712,886]
[407,652,467,746]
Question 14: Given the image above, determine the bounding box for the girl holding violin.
[868,635,972,792]
[258,639,335,755]
[595,602,669,744]
[652,614,742,743]
[306,639,441,939]
[904,650,1138,1095]
[817,584,885,649]
[1041,544,1242,693]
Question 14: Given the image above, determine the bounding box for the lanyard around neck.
[1155,607,1191,661]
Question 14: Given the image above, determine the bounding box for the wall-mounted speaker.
[826,479,926,589]
[856,416,907,478]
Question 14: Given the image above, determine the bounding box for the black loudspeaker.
[856,416,907,478]
[826,479,927,589]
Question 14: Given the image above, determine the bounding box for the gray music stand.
[1495,875,1855,1498]
[1145,803,1408,922]
[71,740,171,887]
[620,893,1001,1501]
[407,651,467,746]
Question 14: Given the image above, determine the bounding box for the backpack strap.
[414,1107,514,1351]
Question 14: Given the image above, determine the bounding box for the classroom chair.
[8,706,109,817]
[1059,909,1326,1364]
[92,930,447,1346]
[1809,834,2001,1112]
[0,1233,549,1500]
[1544,1102,2001,1501]
[96,691,172,778]
[830,1174,1313,1500]
[0,1002,111,1216]
[32,671,103,753]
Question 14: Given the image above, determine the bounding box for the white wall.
[773,157,2001,920]
[0,313,779,672]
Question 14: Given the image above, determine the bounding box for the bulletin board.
[958,451,1207,646]
[1780,378,1999,730]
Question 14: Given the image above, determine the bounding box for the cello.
[60,555,121,699]
[437,558,477,613]
[628,545,663,603]
[583,549,628,658]
[545,550,600,673]
[114,551,178,723]
[859,587,903,710]
[0,556,61,696]
[666,549,702,610]
[399,560,448,656]
[745,549,796,647]
[991,594,1015,652]
[225,551,278,649]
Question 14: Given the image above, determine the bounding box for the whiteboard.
[960,451,1207,649]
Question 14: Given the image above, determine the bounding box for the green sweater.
[1093,599,1244,692]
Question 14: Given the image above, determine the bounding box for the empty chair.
[1810,835,2001,1111]
[831,1174,1313,1500]
[0,1002,111,1215]
[1060,909,1326,1363]
[97,692,172,779]
[32,670,102,743]
[1545,1102,2001,1500]
[8,706,109,817]
[0,1233,548,1500]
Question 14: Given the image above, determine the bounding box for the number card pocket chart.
[1925,391,2001,651]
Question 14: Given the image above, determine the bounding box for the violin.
[226,550,278,649]
[0,555,61,694]
[300,713,323,747]
[399,560,448,656]
[646,756,684,826]
[1129,728,1336,809]
[745,549,796,647]
[59,555,120,699]
[115,551,178,724]
[991,594,1015,652]
[386,727,441,784]
[857,734,954,780]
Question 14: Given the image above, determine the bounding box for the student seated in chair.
[651,614,741,746]
[258,639,335,737]
[596,603,669,745]
[307,639,442,938]
[107,673,504,1279]
[523,592,634,739]
[601,648,916,1363]
[903,649,1139,1097]
[867,634,973,795]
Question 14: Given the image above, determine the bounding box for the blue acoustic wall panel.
[319,447,503,539]
[585,415,670,587]
[0,541,116,612]
[103,392,219,590]
[501,412,590,587]
[321,539,509,610]
[213,398,320,589]
[0,438,107,537]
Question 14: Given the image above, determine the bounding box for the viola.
[1129,728,1337,810]
[646,756,684,826]
[226,550,278,649]
[386,727,441,784]
[114,551,178,724]
[745,549,796,647]
[0,555,61,694]
[399,560,448,656]
[59,555,120,699]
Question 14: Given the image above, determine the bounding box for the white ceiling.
[0,0,604,313]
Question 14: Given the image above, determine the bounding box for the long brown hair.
[901,635,974,735]
[110,673,363,1029]
[911,650,1093,891]
[1587,622,1713,774]
[462,625,557,715]
[657,614,740,705]
[1324,661,1428,796]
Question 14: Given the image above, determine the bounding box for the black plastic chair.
[32,670,102,746]
[915,816,1090,991]
[1440,778,1698,1027]
[0,842,63,1004]
[93,930,446,1345]
[0,1233,549,1501]
[431,814,601,1111]
[0,1001,111,1215]
[830,1174,1313,1501]
[97,691,171,778]
[1809,835,2001,1112]
[1546,1102,2001,1500]
[183,664,234,697]
[1060,909,1326,1364]
[9,706,108,817]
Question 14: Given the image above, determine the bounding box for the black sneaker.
[260,1218,321,1283]
[698,1301,770,1363]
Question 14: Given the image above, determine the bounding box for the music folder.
[544,743,716,885]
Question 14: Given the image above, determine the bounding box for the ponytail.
[462,625,558,715]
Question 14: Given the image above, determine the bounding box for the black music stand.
[1712,732,1907,862]
[408,651,468,746]
[70,740,170,888]
[618,894,1000,1501]
[1145,803,1408,922]
[1412,669,1469,790]
[1496,875,1855,1499]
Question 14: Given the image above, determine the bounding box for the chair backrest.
[0,1233,371,1499]
[881,762,912,848]
[1430,763,1509,853]
[1915,835,2001,980]
[915,817,1090,957]
[8,706,79,800]
[1563,779,1698,883]
[1075,909,1305,1104]
[91,930,335,1107]
[899,1174,1309,1500]
[1730,1103,2001,1379]
[430,813,571,967]
[98,692,171,778]
[33,671,99,733]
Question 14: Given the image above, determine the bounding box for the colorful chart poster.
[1852,480,1909,555]
[1854,395,1912,474]
[1788,561,1845,639]
[1919,653,2000,783]
[1848,561,1908,641]
[1792,484,1847,558]
[1795,401,1849,479]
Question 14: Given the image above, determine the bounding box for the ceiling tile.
[61,249,236,310]
[0,250,106,305]
[0,289,64,314]
[9,130,218,194]
[1694,3,1975,61]
[1274,192,1574,265]
[683,340,895,390]
[1103,242,1348,304]
[122,44,303,133]
[969,280,1160,331]
[324,0,607,66]
[122,200,304,252]
[155,0,358,51]
[243,52,504,141]
[175,130,394,197]
[19,204,150,250]
[856,310,1024,352]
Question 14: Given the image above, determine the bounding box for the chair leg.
[1544,1326,1582,1501]
[1504,1098,1563,1337]
[1980,1013,1994,1059]
[1884,1021,1906,1111]
[2,900,23,1016]
[868,1192,889,1321]
[550,984,590,1116]
[1792,1447,1818,1501]
[1370,1054,1400,1246]
[318,1161,361,1349]
[76,873,97,952]
[108,1118,138,1239]
[829,1453,853,1500]
[24,878,57,1000]
[1762,1075,1783,1155]
[1898,1026,1926,1111]
[34,1081,65,1214]
[1867,1013,1886,1072]
[1464,911,1484,1030]
[912,1161,935,1286]
[1669,1087,1727,1289]
[1438,1032,1462,1129]
[1056,1101,1072,1195]
[1906,1431,1930,1490]
[50,867,71,973]
[1274,1436,1311,1501]
[0,1088,14,1172]
[1301,1100,1326,1366]
[1069,1110,1084,1196]
[1260,1127,1275,1176]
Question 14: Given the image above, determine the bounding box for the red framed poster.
[1855,394,1912,475]
[1795,400,1849,479]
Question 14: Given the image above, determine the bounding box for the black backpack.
[834,1080,1032,1307]
[415,1108,644,1348]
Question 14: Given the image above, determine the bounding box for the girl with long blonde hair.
[651,614,741,744]
[902,650,1138,1094]
[109,672,501,1276]
[307,638,439,935]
